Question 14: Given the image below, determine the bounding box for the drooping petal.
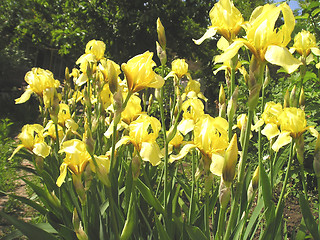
[15,88,33,104]
[272,131,292,152]
[140,142,163,166]
[169,143,196,163]
[210,153,225,176]
[261,123,280,140]
[33,142,51,158]
[193,27,217,45]
[9,144,25,160]
[214,40,245,63]
[265,45,302,74]
[56,163,68,187]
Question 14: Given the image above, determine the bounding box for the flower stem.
[224,109,254,240]
[215,206,226,240]
[275,141,294,217]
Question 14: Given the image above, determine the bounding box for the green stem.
[224,109,254,240]
[106,186,120,240]
[317,177,320,233]
[299,162,308,200]
[158,85,169,208]
[275,141,294,217]
[228,62,236,142]
[188,150,196,224]
[215,206,226,240]
[239,194,255,240]
[205,192,210,239]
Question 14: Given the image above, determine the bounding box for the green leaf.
[154,213,170,240]
[0,190,47,216]
[136,179,165,215]
[259,164,272,209]
[0,211,57,240]
[243,198,264,240]
[299,195,320,240]
[311,8,320,17]
[185,224,207,240]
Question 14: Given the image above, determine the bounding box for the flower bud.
[204,173,214,193]
[295,135,304,165]
[157,18,166,49]
[283,89,290,108]
[299,87,305,110]
[35,156,44,171]
[227,86,238,122]
[219,84,226,105]
[219,180,231,209]
[73,208,88,240]
[95,155,111,187]
[113,90,123,113]
[107,60,119,94]
[247,166,259,200]
[83,121,94,156]
[156,41,167,66]
[290,85,298,108]
[155,88,161,100]
[263,65,270,89]
[72,174,86,203]
[65,67,70,82]
[222,133,238,186]
[132,155,141,180]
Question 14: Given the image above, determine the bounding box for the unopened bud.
[35,156,44,171]
[132,155,141,180]
[157,18,166,49]
[84,121,94,156]
[299,87,305,110]
[219,180,231,209]
[227,86,238,122]
[284,89,290,108]
[113,90,123,113]
[107,60,119,94]
[248,84,262,110]
[65,67,70,83]
[72,174,86,203]
[73,208,88,240]
[263,65,270,88]
[247,166,259,200]
[295,135,304,165]
[156,41,167,66]
[204,173,214,193]
[219,84,226,105]
[95,155,111,187]
[290,85,298,107]
[155,88,161,100]
[222,133,238,186]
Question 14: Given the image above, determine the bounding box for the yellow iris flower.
[121,51,164,93]
[85,40,106,61]
[116,114,163,166]
[182,79,208,102]
[193,0,244,44]
[290,30,320,58]
[170,114,229,176]
[272,107,317,152]
[215,3,301,74]
[15,68,60,104]
[10,124,51,160]
[56,139,92,187]
[253,101,282,140]
[177,98,205,135]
